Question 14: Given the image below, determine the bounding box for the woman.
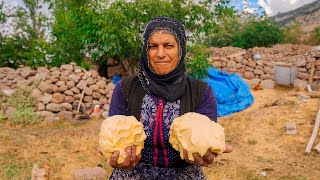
[108,17,232,179]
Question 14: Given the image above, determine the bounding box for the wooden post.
[309,62,315,85]
[77,79,88,114]
[305,99,320,154]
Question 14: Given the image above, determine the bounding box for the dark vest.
[121,75,207,168]
[121,75,207,120]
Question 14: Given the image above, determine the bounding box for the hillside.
[272,0,320,33]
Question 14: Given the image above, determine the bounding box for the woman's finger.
[131,145,136,165]
[109,150,120,168]
[183,150,194,164]
[224,145,233,153]
[118,147,132,169]
[134,152,142,166]
[192,152,208,166]
[203,151,217,164]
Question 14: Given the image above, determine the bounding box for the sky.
[2,0,318,16]
[230,0,317,16]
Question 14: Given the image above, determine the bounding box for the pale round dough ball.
[99,115,146,164]
[169,112,226,161]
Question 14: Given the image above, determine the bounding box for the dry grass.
[1,85,320,179]
[0,120,113,179]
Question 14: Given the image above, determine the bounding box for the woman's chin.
[155,71,170,75]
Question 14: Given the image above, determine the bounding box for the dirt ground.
[1,85,320,180]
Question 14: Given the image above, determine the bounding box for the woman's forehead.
[149,31,177,42]
[148,30,178,43]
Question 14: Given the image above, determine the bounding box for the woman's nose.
[156,46,166,58]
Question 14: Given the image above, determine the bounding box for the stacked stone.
[0,62,114,121]
[0,66,38,90]
[208,44,320,89]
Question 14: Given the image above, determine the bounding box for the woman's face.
[148,31,179,75]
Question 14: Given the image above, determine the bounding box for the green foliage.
[210,14,241,47]
[50,0,87,67]
[315,27,320,45]
[1,0,234,73]
[0,0,52,68]
[7,88,39,125]
[0,110,5,122]
[185,44,211,79]
[0,1,5,24]
[209,12,284,49]
[51,0,234,74]
[282,22,303,44]
[232,19,283,49]
[10,107,39,125]
[5,164,24,177]
[307,26,320,45]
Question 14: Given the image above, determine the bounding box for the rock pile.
[208,44,320,89]
[0,62,114,121]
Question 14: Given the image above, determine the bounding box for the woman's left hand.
[183,144,233,166]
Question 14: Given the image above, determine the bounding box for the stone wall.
[208,44,320,89]
[0,62,114,122]
[1,44,320,122]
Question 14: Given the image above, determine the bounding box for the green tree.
[0,1,5,24]
[50,0,86,67]
[209,14,241,47]
[232,19,283,49]
[0,0,52,68]
[51,0,234,75]
[186,44,211,79]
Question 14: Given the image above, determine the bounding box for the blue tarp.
[112,75,122,84]
[202,68,254,117]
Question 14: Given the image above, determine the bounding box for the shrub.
[282,21,303,44]
[232,19,283,49]
[185,44,211,79]
[7,88,39,125]
[307,26,320,45]
[0,111,5,122]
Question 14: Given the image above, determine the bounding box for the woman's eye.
[148,45,156,49]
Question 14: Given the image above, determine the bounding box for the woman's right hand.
[109,145,141,170]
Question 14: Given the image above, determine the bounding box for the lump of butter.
[99,115,147,164]
[169,112,226,161]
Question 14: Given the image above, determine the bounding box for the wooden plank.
[305,99,320,154]
[309,62,315,85]
[314,62,320,66]
[77,79,88,114]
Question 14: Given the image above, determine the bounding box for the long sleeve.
[195,85,217,122]
[108,80,128,116]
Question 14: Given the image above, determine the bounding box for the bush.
[51,0,234,74]
[209,15,241,47]
[232,19,283,49]
[7,88,39,125]
[282,22,303,44]
[185,44,211,79]
[10,107,39,125]
[0,111,5,122]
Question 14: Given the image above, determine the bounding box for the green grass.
[6,88,40,125]
[0,111,6,122]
